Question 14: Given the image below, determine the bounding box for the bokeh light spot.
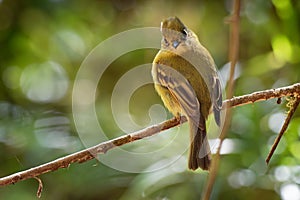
[245,1,269,24]
[228,169,256,188]
[272,35,293,63]
[268,112,285,133]
[20,61,69,103]
[274,166,291,182]
[54,30,86,58]
[280,183,300,200]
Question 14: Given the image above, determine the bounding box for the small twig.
[34,177,43,198]
[0,83,299,188]
[266,96,300,164]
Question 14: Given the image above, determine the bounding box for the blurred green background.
[0,0,300,199]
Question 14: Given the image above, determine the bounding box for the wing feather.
[155,63,202,127]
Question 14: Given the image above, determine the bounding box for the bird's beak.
[172,40,180,49]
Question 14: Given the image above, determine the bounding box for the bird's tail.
[188,117,211,170]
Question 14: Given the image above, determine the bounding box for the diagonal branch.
[266,95,300,164]
[0,82,299,188]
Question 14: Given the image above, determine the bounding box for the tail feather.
[188,117,211,170]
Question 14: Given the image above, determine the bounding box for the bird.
[152,16,222,170]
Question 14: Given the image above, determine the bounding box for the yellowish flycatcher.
[152,17,222,170]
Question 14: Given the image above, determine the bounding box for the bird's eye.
[163,38,169,45]
[181,28,188,37]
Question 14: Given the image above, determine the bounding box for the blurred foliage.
[0,0,300,199]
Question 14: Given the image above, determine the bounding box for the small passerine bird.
[152,17,222,170]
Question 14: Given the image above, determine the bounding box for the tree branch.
[0,83,299,188]
[266,95,300,164]
[203,0,240,198]
[224,83,300,108]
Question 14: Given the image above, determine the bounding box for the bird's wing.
[193,49,222,127]
[212,74,222,126]
[155,63,202,128]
